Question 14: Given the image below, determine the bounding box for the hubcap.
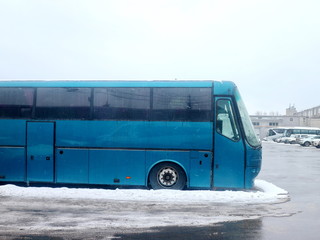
[158,167,178,187]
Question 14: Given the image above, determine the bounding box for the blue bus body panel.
[56,121,212,150]
[26,122,54,182]
[0,120,26,182]
[56,148,146,185]
[213,134,245,188]
[146,151,190,175]
[0,120,26,146]
[245,143,262,188]
[88,149,146,185]
[56,149,89,184]
[213,81,236,96]
[189,151,212,188]
[0,147,25,181]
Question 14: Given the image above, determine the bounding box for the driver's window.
[216,99,240,141]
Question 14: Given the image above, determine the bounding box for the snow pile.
[0,179,288,204]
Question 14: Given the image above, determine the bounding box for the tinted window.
[308,130,317,134]
[216,99,240,141]
[36,88,91,119]
[274,129,285,134]
[268,130,276,136]
[293,129,301,134]
[94,88,150,120]
[0,88,34,118]
[152,88,211,121]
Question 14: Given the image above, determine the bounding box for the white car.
[277,136,296,144]
[274,137,283,143]
[295,134,309,143]
[299,135,320,147]
[280,134,306,144]
[311,138,320,148]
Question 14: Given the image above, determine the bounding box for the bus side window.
[216,99,240,141]
[35,88,91,120]
[93,88,150,120]
[152,88,211,122]
[0,88,34,119]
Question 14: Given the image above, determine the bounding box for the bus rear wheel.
[149,162,186,190]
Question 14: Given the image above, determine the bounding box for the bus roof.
[284,127,320,130]
[0,80,237,95]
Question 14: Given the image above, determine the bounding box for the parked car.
[280,134,307,144]
[298,135,320,147]
[295,134,309,143]
[275,136,288,143]
[286,136,298,144]
[276,136,294,144]
[274,137,283,143]
[311,138,320,148]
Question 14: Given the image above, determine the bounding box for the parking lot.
[256,141,320,240]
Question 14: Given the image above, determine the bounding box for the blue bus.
[0,80,261,190]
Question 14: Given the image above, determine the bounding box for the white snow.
[0,179,291,230]
[0,179,288,204]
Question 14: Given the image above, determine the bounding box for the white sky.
[1,0,319,114]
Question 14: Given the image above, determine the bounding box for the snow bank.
[0,179,288,204]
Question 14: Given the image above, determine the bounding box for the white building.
[250,105,320,139]
[250,115,302,139]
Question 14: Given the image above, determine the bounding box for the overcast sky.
[1,0,319,114]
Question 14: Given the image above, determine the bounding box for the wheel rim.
[157,167,178,187]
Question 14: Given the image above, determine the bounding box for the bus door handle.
[30,155,34,160]
[215,164,219,169]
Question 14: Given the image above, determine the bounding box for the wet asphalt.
[109,142,320,240]
[1,142,319,240]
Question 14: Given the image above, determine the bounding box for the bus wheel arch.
[148,161,187,190]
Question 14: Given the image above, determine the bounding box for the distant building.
[294,105,320,128]
[250,105,320,139]
[286,105,297,116]
[295,105,320,118]
[250,115,302,139]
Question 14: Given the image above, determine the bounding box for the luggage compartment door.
[27,122,54,182]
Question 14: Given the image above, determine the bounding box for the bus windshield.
[234,88,261,148]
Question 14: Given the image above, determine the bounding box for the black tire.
[304,141,311,147]
[316,145,320,148]
[149,162,186,190]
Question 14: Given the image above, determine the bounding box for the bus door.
[26,122,55,182]
[213,98,245,188]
